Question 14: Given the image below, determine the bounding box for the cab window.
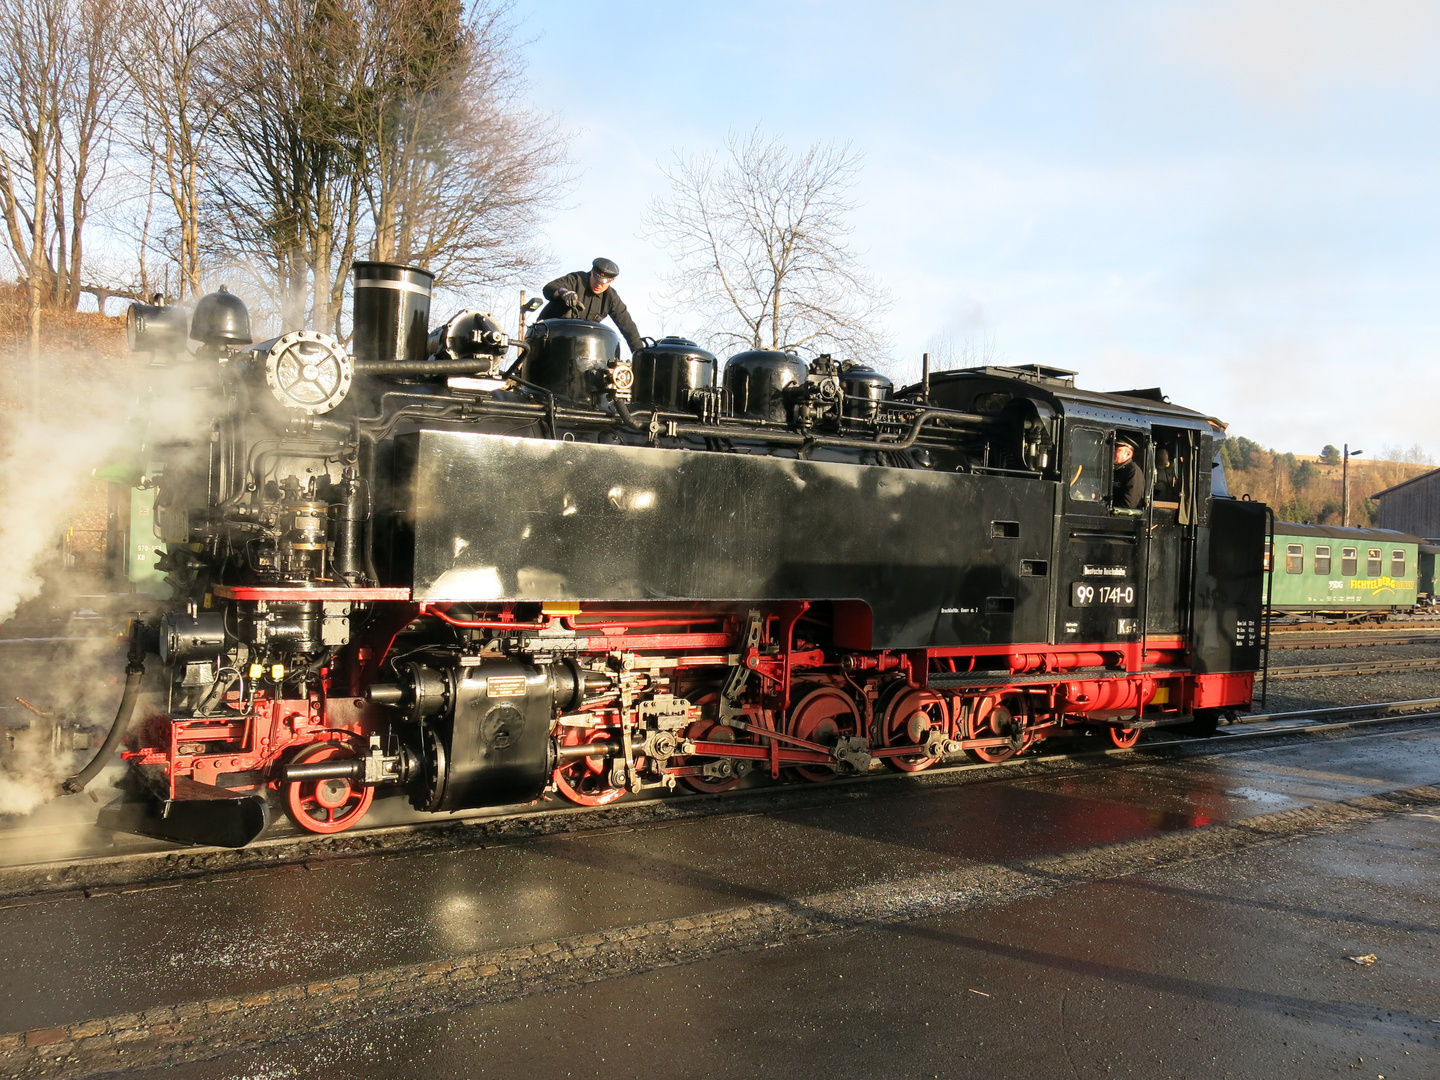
[1392,550,1406,577]
[1066,426,1107,503]
[1367,548,1382,577]
[1314,545,1331,575]
[1341,547,1357,576]
[1285,544,1303,574]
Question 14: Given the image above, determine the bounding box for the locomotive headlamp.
[262,330,354,415]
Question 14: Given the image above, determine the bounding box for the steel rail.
[1226,696,1440,724]
[1269,619,1440,632]
[1210,698,1440,739]
[1265,657,1440,679]
[1268,632,1440,650]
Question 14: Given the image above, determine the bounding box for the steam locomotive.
[83,262,1268,847]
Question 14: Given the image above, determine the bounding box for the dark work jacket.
[1113,460,1146,509]
[538,271,643,352]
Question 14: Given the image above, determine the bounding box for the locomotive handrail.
[1260,505,1276,710]
[354,341,530,377]
[610,398,980,454]
[355,358,510,376]
[1138,447,1156,685]
[965,465,1044,478]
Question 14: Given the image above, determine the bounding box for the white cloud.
[1145,0,1440,103]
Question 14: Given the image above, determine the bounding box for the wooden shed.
[1372,467,1440,539]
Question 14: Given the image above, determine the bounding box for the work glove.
[558,289,579,307]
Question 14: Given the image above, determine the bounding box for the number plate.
[1071,581,1136,607]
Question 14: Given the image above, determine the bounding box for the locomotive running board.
[929,665,1193,688]
[97,778,271,848]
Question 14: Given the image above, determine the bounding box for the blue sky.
[502,0,1440,457]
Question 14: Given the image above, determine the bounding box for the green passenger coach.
[1268,523,1421,614]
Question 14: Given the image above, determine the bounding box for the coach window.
[1366,548,1382,577]
[1066,426,1107,504]
[1285,544,1303,574]
[1341,547,1358,575]
[1392,550,1406,577]
[1314,545,1331,575]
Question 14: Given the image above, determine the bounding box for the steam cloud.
[0,399,132,625]
[0,354,146,829]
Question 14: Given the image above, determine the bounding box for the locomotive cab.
[912,364,1262,671]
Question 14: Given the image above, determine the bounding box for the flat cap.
[591,257,619,279]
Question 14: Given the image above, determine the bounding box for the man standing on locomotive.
[538,257,645,353]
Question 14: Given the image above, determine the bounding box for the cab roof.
[1274,522,1422,544]
[903,364,1226,431]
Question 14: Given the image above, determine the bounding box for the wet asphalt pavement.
[2,722,1439,1078]
[154,809,1440,1080]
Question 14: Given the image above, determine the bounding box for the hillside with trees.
[1219,437,1434,527]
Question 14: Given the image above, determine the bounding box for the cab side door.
[1145,426,1198,637]
[1056,423,1143,645]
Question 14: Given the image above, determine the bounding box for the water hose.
[62,621,147,795]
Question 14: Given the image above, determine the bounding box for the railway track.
[1265,656,1440,679]
[3,694,1437,904]
[1219,696,1440,731]
[1268,616,1440,632]
[1266,631,1440,650]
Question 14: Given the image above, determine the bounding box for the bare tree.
[120,0,226,300]
[204,0,562,334]
[53,0,128,310]
[0,0,68,385]
[924,328,1002,371]
[204,0,367,333]
[0,0,562,347]
[1377,443,1436,466]
[0,0,127,401]
[356,0,563,290]
[645,128,891,359]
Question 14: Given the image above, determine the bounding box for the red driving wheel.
[1109,726,1142,749]
[553,726,625,806]
[680,718,745,794]
[965,697,1031,763]
[283,741,375,835]
[881,687,950,773]
[786,686,860,782]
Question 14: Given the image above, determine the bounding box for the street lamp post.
[1342,443,1364,527]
